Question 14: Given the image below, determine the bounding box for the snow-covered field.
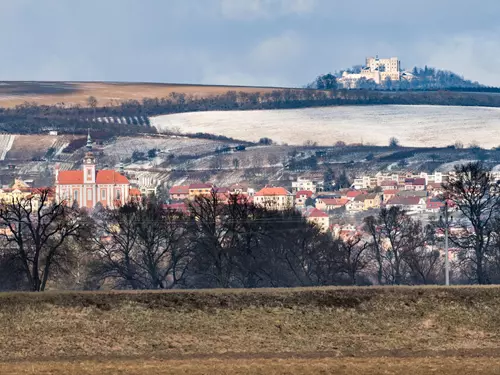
[151,105,500,148]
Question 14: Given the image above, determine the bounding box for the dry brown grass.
[3,357,500,375]
[0,81,280,108]
[1,286,500,373]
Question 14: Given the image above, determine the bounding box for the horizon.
[1,0,500,86]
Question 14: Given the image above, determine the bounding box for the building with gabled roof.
[55,132,131,209]
[295,190,314,207]
[254,186,293,210]
[169,185,190,201]
[304,207,329,232]
[316,197,349,211]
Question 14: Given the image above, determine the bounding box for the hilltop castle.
[338,56,411,88]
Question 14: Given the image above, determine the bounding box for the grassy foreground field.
[2,287,500,374]
[0,81,279,108]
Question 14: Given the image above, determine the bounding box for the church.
[54,133,134,209]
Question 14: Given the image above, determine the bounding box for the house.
[292,176,323,193]
[396,190,428,199]
[316,198,349,211]
[427,182,444,196]
[426,198,445,212]
[332,223,359,240]
[55,133,131,209]
[379,180,398,189]
[362,193,382,210]
[129,188,142,201]
[383,189,398,202]
[346,195,366,212]
[352,175,377,190]
[295,190,314,207]
[254,186,293,210]
[188,183,213,199]
[304,208,329,232]
[213,186,231,203]
[386,196,426,212]
[228,183,254,197]
[403,178,426,191]
[169,185,189,201]
[342,190,365,201]
[163,202,189,214]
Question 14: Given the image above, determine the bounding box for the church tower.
[83,130,96,184]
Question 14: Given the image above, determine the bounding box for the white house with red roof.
[304,207,329,232]
[295,190,314,207]
[55,133,131,209]
[254,186,293,210]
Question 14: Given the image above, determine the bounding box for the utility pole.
[441,201,451,286]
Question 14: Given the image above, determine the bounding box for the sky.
[1,0,500,87]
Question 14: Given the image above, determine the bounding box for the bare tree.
[364,207,426,285]
[364,215,384,284]
[135,198,190,289]
[0,189,88,291]
[87,96,98,122]
[442,162,500,284]
[337,236,371,285]
[93,203,141,289]
[187,190,236,288]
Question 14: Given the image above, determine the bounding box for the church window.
[73,190,78,202]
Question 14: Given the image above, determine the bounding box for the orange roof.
[57,170,129,185]
[96,171,129,184]
[346,190,364,198]
[255,187,290,196]
[295,190,314,198]
[383,189,398,195]
[129,188,141,196]
[321,198,349,206]
[307,208,329,218]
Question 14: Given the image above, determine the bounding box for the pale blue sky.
[1,0,500,86]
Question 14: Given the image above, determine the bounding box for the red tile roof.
[96,171,129,184]
[405,178,426,185]
[387,196,422,206]
[255,187,291,196]
[307,208,329,218]
[189,183,212,189]
[169,185,189,195]
[320,198,349,206]
[295,190,314,198]
[380,180,398,187]
[57,170,129,185]
[383,189,398,195]
[346,190,364,198]
[129,188,142,196]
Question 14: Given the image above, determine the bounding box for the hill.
[0,81,282,108]
[152,105,500,148]
[1,287,500,374]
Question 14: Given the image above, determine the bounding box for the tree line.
[0,162,499,291]
[4,87,500,135]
